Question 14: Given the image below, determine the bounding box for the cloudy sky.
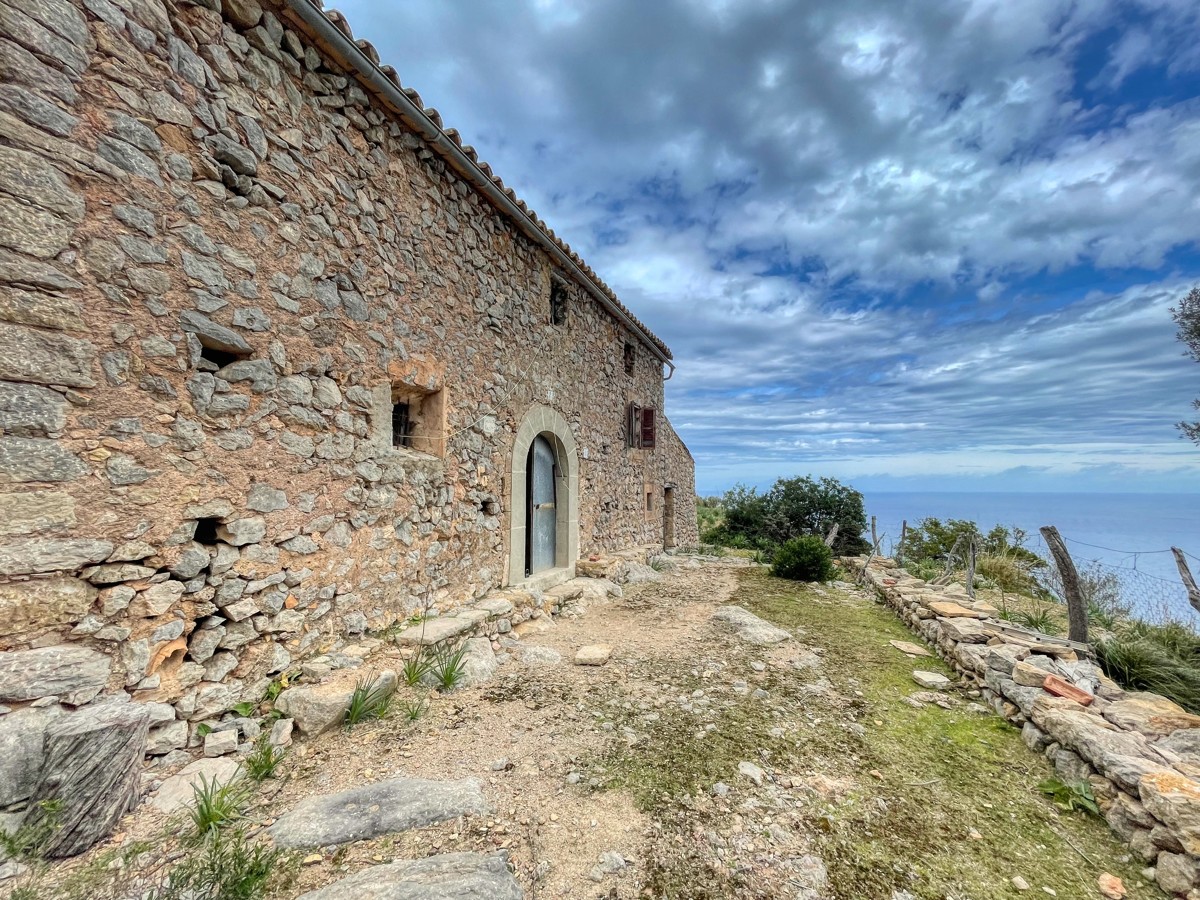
[338,0,1200,494]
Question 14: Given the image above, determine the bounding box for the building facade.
[0,0,696,728]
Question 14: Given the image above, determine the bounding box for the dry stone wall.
[0,0,695,769]
[857,556,1200,898]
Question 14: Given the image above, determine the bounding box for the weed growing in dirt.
[345,675,396,727]
[430,642,469,691]
[150,827,285,900]
[189,774,252,838]
[244,734,285,782]
[397,697,427,722]
[1038,778,1100,816]
[402,649,432,686]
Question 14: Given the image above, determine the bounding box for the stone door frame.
[507,404,579,586]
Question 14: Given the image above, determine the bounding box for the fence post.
[966,537,976,601]
[871,516,878,551]
[897,520,907,566]
[1171,548,1200,615]
[823,523,839,548]
[1040,525,1088,643]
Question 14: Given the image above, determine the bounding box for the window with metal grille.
[391,401,412,448]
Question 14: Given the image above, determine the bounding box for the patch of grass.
[244,734,285,782]
[648,557,669,572]
[401,649,432,687]
[150,827,286,900]
[397,697,426,722]
[345,675,396,727]
[712,571,1162,899]
[1010,608,1063,635]
[975,552,1040,594]
[1095,635,1200,714]
[430,641,470,692]
[189,773,252,838]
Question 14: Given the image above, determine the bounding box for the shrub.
[189,774,252,838]
[151,827,282,900]
[1096,633,1200,714]
[719,476,870,556]
[771,536,834,582]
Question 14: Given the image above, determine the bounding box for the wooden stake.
[1040,526,1088,644]
[897,520,907,565]
[871,515,878,550]
[823,522,839,548]
[967,537,977,601]
[1172,548,1200,615]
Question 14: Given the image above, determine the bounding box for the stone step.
[296,851,523,899]
[268,776,489,849]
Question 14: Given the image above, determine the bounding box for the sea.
[861,492,1200,621]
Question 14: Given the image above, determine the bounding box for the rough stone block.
[0,287,84,331]
[0,381,67,435]
[0,323,95,387]
[0,536,112,575]
[0,705,62,806]
[0,436,87,483]
[0,489,75,535]
[0,575,94,636]
[396,615,474,647]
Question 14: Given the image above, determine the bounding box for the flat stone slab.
[889,640,931,657]
[912,670,952,690]
[396,615,474,647]
[268,777,489,849]
[711,606,790,646]
[296,851,522,899]
[928,600,984,619]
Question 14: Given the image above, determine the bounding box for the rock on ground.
[457,637,498,688]
[519,646,562,665]
[711,605,791,645]
[26,702,149,857]
[0,706,62,806]
[912,670,952,690]
[276,670,396,735]
[574,644,612,666]
[268,776,489,849]
[295,851,522,899]
[152,757,241,813]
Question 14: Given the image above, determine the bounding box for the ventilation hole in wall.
[193,518,221,545]
[482,499,499,516]
[198,345,247,371]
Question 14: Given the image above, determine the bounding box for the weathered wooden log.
[1172,547,1200,615]
[25,703,149,857]
[1040,525,1087,644]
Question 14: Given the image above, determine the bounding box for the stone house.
[0,0,697,758]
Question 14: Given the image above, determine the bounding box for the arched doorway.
[508,405,579,586]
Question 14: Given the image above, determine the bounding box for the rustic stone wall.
[858,557,1200,897]
[0,0,695,752]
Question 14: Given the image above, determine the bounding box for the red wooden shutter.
[640,407,657,449]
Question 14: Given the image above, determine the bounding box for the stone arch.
[507,404,579,586]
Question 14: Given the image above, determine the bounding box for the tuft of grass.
[189,773,252,838]
[648,557,669,572]
[1010,608,1063,636]
[397,697,426,722]
[401,649,432,687]
[975,552,1039,594]
[150,827,284,900]
[430,641,470,692]
[244,734,285,782]
[1095,635,1200,714]
[345,675,396,727]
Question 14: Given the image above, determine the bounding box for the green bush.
[718,476,870,556]
[771,536,834,582]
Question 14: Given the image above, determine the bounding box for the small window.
[623,342,635,375]
[646,492,654,511]
[627,403,657,449]
[391,401,412,449]
[550,281,568,326]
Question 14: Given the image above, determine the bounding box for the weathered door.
[663,487,676,548]
[528,435,557,574]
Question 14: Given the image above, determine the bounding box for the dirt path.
[14,558,1165,899]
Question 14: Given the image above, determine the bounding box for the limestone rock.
[0,536,112,576]
[1103,693,1200,738]
[574,644,612,666]
[1139,771,1200,855]
[0,645,111,703]
[204,728,237,757]
[711,605,790,645]
[912,670,951,690]
[0,576,95,636]
[889,639,931,657]
[396,615,474,647]
[180,310,252,355]
[928,600,984,618]
[152,757,241,813]
[519,646,562,665]
[25,703,150,857]
[0,324,95,387]
[267,776,489,848]
[276,670,397,735]
[294,852,522,900]
[0,705,62,806]
[457,637,498,687]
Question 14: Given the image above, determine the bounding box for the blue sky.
[337,0,1200,495]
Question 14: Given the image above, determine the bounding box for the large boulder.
[268,776,489,849]
[0,706,63,806]
[295,851,522,899]
[25,702,150,857]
